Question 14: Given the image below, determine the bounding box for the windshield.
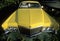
[19,3,41,8]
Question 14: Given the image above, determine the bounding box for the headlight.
[5,27,18,34]
[42,27,47,31]
[42,27,54,32]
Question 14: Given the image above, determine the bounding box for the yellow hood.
[2,8,59,30]
[18,8,51,29]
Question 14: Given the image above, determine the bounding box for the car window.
[19,2,28,8]
[19,2,41,8]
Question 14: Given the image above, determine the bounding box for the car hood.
[18,8,52,29]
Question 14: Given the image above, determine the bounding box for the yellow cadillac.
[2,1,59,38]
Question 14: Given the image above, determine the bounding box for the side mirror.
[41,6,44,9]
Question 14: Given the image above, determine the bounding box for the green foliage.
[0,0,20,9]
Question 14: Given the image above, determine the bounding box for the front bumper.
[19,26,54,37]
